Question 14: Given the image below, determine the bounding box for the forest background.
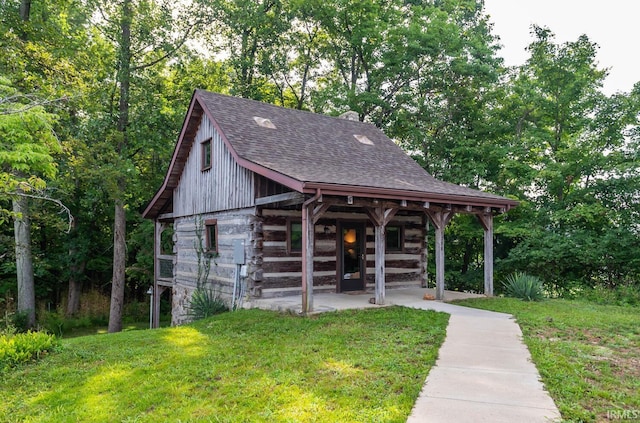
[1,0,638,332]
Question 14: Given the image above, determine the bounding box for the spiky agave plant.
[185,287,228,321]
[502,272,545,301]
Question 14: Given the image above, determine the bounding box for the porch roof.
[143,90,517,219]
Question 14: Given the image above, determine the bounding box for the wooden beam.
[477,213,494,296]
[365,206,399,305]
[374,223,385,305]
[426,210,453,301]
[255,191,304,206]
[301,204,314,313]
[312,202,331,223]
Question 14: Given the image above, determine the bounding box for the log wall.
[171,209,261,325]
[260,208,423,292]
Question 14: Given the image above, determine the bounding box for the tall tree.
[86,0,210,332]
[0,80,60,328]
[496,27,640,291]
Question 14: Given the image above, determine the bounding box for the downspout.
[301,189,322,314]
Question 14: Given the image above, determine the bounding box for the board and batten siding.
[260,209,423,292]
[172,114,255,218]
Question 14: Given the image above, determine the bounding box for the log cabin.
[143,90,518,326]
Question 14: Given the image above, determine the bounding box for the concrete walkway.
[249,287,561,422]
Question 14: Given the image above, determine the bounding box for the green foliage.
[185,287,228,321]
[0,330,58,372]
[502,272,545,301]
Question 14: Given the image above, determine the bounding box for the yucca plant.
[502,272,545,301]
[186,287,228,321]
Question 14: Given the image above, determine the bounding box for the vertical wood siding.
[173,115,255,217]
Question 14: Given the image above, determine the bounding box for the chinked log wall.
[260,208,423,291]
[172,209,261,325]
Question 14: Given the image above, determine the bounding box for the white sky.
[483,0,640,95]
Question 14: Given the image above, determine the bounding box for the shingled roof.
[143,90,517,218]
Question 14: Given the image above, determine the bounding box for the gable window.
[205,219,218,253]
[289,220,302,253]
[386,225,403,251]
[201,138,212,170]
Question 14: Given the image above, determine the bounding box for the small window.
[386,226,403,251]
[205,219,218,253]
[289,220,302,253]
[202,138,212,170]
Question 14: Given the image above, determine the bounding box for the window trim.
[385,225,404,252]
[287,218,302,254]
[205,218,218,253]
[201,138,212,171]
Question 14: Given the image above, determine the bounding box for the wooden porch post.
[301,204,314,314]
[365,206,398,305]
[301,192,329,314]
[153,221,162,328]
[477,212,494,296]
[374,224,386,304]
[426,210,452,301]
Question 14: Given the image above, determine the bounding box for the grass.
[454,297,640,423]
[0,307,448,423]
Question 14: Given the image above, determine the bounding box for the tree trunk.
[108,198,126,333]
[108,0,132,333]
[13,195,36,329]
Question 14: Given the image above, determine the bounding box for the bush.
[502,272,545,301]
[186,287,228,321]
[0,331,58,372]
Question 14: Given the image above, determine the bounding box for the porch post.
[374,224,385,305]
[301,204,314,313]
[477,212,494,297]
[427,210,452,301]
[153,221,162,328]
[365,206,398,305]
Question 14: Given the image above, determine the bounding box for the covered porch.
[287,190,510,314]
[248,286,484,314]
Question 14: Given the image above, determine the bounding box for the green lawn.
[0,307,448,423]
[454,298,640,423]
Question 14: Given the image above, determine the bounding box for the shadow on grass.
[1,307,449,423]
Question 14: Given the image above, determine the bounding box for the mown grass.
[454,298,640,423]
[0,307,448,423]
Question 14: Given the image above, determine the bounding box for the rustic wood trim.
[287,218,302,255]
[201,137,212,171]
[425,210,453,300]
[205,219,218,253]
[301,204,314,313]
[385,224,405,253]
[477,213,494,296]
[312,203,331,223]
[255,191,304,206]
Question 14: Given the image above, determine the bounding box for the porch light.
[344,229,356,244]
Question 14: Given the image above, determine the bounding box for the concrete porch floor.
[247,286,483,313]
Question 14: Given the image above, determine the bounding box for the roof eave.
[301,182,519,211]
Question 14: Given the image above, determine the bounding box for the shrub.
[502,272,545,301]
[186,287,228,321]
[0,331,58,372]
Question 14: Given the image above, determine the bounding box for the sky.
[483,0,639,95]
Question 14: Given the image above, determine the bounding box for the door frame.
[337,221,367,292]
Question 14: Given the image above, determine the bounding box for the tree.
[85,0,211,332]
[496,27,640,291]
[0,80,60,328]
